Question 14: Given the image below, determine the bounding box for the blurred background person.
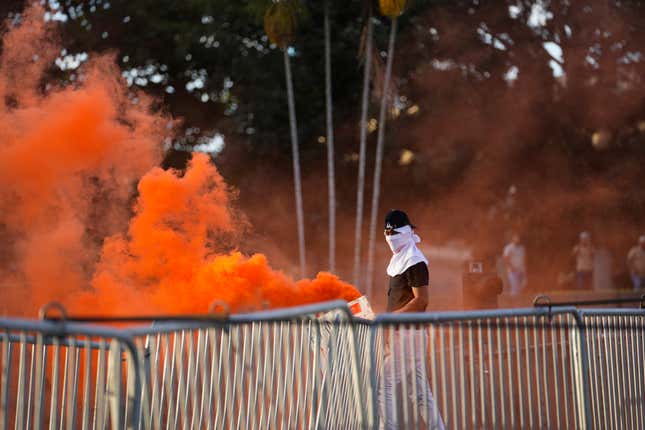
[503,234,526,294]
[627,236,645,290]
[572,231,595,290]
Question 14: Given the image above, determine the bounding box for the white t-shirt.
[628,246,645,277]
[503,243,526,273]
[574,244,594,272]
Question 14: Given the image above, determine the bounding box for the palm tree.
[324,0,336,273]
[264,0,307,278]
[365,0,406,297]
[353,0,374,289]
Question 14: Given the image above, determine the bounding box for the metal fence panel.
[372,308,589,430]
[581,309,645,430]
[0,319,140,430]
[3,302,645,430]
[125,300,369,430]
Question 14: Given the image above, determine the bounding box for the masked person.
[379,210,445,430]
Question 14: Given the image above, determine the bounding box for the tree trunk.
[365,17,397,297]
[324,0,336,273]
[353,10,374,289]
[283,48,307,278]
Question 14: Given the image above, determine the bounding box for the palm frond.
[245,0,308,24]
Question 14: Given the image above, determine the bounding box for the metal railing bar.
[15,334,27,430]
[571,310,593,429]
[539,317,550,429]
[374,306,578,323]
[505,317,515,428]
[33,336,46,430]
[467,321,475,429]
[579,308,645,317]
[587,317,601,429]
[534,294,645,308]
[496,317,506,430]
[24,341,36,430]
[515,316,525,428]
[204,329,216,430]
[458,325,467,430]
[0,333,10,430]
[636,318,645,428]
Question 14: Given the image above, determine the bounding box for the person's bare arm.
[394,286,428,313]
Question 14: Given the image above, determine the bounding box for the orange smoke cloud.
[86,153,359,314]
[0,4,359,316]
[0,5,165,314]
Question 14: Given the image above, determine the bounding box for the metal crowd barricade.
[3,299,645,430]
[372,308,590,430]
[353,318,382,407]
[0,317,141,430]
[126,300,369,430]
[580,308,645,430]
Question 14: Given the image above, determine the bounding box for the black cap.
[384,209,413,230]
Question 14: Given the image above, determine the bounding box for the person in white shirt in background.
[572,231,595,290]
[627,235,645,290]
[503,234,527,294]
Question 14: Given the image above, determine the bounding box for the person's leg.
[410,330,445,430]
[507,271,520,294]
[379,333,403,430]
[630,272,637,289]
[378,353,393,430]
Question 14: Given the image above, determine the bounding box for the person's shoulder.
[405,261,429,286]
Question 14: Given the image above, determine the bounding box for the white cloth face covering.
[385,225,428,277]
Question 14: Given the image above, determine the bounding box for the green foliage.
[21,0,362,157]
[3,0,643,172]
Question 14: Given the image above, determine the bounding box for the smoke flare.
[86,153,359,314]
